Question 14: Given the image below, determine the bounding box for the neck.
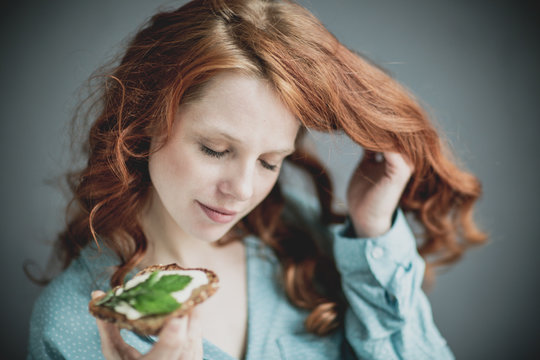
[139,190,221,269]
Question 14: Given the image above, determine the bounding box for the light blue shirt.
[28,193,454,359]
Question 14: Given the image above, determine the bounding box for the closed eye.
[260,160,278,171]
[201,143,279,171]
[200,145,228,158]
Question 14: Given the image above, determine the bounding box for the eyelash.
[200,145,227,158]
[261,161,277,171]
[200,145,278,171]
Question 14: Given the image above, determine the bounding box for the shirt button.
[371,246,384,259]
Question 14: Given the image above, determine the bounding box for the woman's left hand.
[346,150,414,238]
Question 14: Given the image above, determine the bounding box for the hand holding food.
[93,290,204,360]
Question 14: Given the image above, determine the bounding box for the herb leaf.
[153,274,192,293]
[123,271,160,296]
[131,290,182,315]
[98,271,192,317]
[96,289,115,306]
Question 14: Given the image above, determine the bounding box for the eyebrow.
[201,130,295,155]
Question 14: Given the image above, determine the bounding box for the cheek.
[252,173,279,205]
[150,145,222,199]
[149,146,193,198]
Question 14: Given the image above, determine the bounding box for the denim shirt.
[28,192,454,359]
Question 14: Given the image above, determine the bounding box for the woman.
[28,0,486,359]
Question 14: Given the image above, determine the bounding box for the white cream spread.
[113,269,210,320]
[124,272,152,290]
[168,270,209,303]
[114,301,142,320]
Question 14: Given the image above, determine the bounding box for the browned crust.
[88,263,219,336]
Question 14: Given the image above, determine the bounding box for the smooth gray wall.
[2,0,539,359]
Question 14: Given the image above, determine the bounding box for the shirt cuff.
[331,209,420,289]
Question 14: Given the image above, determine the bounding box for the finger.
[360,149,384,160]
[188,308,202,335]
[381,151,414,178]
[91,290,106,300]
[95,318,142,360]
[92,291,140,360]
[352,151,382,185]
[144,317,187,359]
[373,152,385,163]
[381,151,411,166]
[360,149,376,162]
[186,309,203,359]
[362,150,411,168]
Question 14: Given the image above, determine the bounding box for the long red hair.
[56,0,486,335]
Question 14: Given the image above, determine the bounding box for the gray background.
[1,0,539,359]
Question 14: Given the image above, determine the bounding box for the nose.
[218,161,255,201]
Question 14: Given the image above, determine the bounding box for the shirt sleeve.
[27,255,152,360]
[27,260,105,360]
[331,210,455,360]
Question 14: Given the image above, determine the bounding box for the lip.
[196,201,238,224]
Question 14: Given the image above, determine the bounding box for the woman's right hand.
[92,291,203,360]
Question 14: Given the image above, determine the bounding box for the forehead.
[177,72,300,150]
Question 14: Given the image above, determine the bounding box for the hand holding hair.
[92,291,203,360]
[346,151,414,238]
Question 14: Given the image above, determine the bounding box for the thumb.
[143,318,187,359]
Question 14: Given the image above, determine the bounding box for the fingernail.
[91,290,103,299]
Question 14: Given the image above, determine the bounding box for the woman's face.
[147,72,300,244]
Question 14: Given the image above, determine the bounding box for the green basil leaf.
[96,289,115,306]
[124,271,159,295]
[98,270,193,316]
[153,274,192,293]
[132,290,182,315]
[146,271,161,287]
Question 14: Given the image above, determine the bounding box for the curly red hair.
[56,0,486,336]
